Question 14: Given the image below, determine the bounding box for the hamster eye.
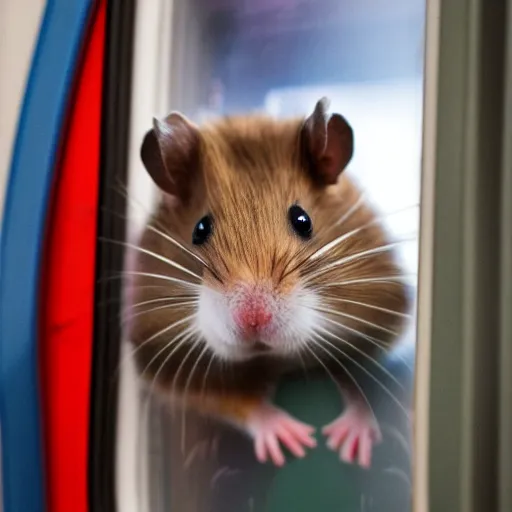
[288,205,312,239]
[192,215,213,245]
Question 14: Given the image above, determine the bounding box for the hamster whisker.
[314,305,403,347]
[303,237,417,283]
[327,318,414,374]
[278,243,312,282]
[145,223,209,269]
[204,245,230,280]
[316,314,414,373]
[139,316,197,377]
[173,338,205,400]
[100,237,203,282]
[334,200,419,233]
[180,342,210,452]
[120,270,201,290]
[335,192,366,227]
[98,284,180,308]
[280,203,418,281]
[295,346,311,380]
[314,324,404,392]
[313,332,410,420]
[201,351,217,401]
[316,275,416,290]
[319,297,412,319]
[146,223,225,284]
[305,337,376,421]
[111,178,151,214]
[100,195,214,278]
[298,192,366,256]
[127,295,199,310]
[271,247,293,282]
[108,316,196,392]
[121,301,197,324]
[314,305,399,336]
[301,343,342,392]
[309,217,380,262]
[147,327,198,396]
[111,180,175,242]
[270,248,278,275]
[309,211,417,265]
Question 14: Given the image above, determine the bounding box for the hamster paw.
[246,403,316,466]
[322,405,382,468]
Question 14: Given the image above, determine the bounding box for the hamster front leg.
[322,382,382,468]
[183,391,316,467]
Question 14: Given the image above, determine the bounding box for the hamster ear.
[303,97,354,185]
[140,112,200,202]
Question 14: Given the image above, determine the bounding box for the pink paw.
[322,405,382,468]
[246,403,316,466]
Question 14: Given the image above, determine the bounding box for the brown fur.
[128,112,410,425]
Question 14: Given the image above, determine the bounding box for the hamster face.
[191,135,327,361]
[131,105,410,369]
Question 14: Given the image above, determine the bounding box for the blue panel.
[0,1,94,511]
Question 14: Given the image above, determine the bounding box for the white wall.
[117,1,174,511]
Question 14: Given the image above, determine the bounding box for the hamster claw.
[323,405,382,468]
[247,403,316,466]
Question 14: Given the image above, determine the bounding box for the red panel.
[40,2,105,511]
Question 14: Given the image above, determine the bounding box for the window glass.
[122,1,425,510]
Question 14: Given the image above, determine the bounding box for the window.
[120,1,425,510]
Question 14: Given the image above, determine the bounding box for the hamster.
[127,98,410,469]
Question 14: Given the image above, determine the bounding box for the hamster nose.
[233,300,273,339]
